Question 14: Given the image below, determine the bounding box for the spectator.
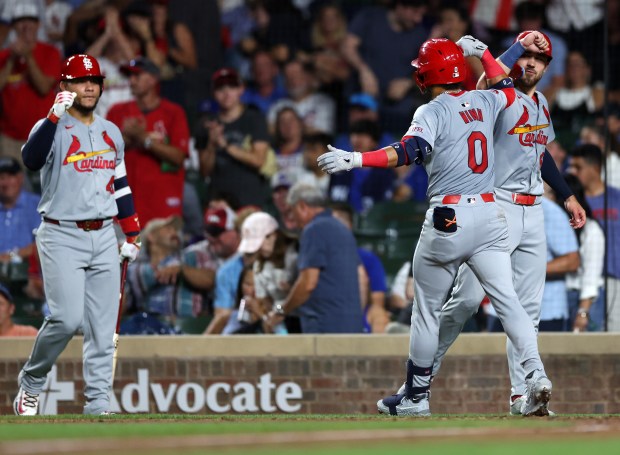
[539,188,580,331]
[240,49,287,114]
[548,51,604,148]
[563,174,606,332]
[332,93,395,153]
[0,3,61,168]
[0,1,47,45]
[385,260,414,334]
[265,182,364,334]
[0,283,38,336]
[0,157,40,264]
[136,0,197,105]
[296,132,332,197]
[266,171,297,232]
[267,59,336,135]
[43,0,73,55]
[86,5,137,118]
[331,201,390,333]
[203,207,260,334]
[221,264,264,334]
[342,0,428,134]
[197,67,270,208]
[427,2,483,90]
[329,119,397,213]
[240,0,309,66]
[124,215,215,329]
[272,106,305,175]
[502,1,567,100]
[569,144,620,331]
[580,123,620,190]
[107,57,190,227]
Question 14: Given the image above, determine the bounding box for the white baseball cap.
[12,4,39,22]
[238,212,279,254]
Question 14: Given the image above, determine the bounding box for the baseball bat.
[112,259,129,382]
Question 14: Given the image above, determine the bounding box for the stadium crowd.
[1,0,619,335]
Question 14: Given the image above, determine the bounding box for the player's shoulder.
[535,91,552,107]
[95,114,122,133]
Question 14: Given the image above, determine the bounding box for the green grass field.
[1,414,619,455]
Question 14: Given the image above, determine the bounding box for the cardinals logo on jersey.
[507,105,549,146]
[63,134,115,172]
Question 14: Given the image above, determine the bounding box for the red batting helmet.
[411,39,466,91]
[60,54,105,81]
[514,31,553,61]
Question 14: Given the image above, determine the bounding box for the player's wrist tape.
[499,41,526,69]
[360,149,388,168]
[480,49,504,79]
[47,111,60,124]
[118,214,141,237]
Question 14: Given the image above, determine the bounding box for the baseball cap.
[212,68,242,90]
[204,206,237,237]
[11,4,39,23]
[0,283,13,303]
[349,93,378,112]
[270,171,293,191]
[142,215,182,239]
[238,212,279,254]
[0,157,21,174]
[120,57,161,78]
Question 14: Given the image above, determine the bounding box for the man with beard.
[107,57,190,226]
[429,33,586,415]
[14,54,141,415]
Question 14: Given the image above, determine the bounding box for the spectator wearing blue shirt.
[203,208,259,335]
[240,50,287,114]
[569,144,620,331]
[329,120,397,213]
[539,196,580,331]
[0,157,40,264]
[331,202,390,333]
[265,183,364,333]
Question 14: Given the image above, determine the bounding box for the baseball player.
[13,54,141,416]
[431,32,585,415]
[319,35,552,416]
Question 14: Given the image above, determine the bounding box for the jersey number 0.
[467,131,488,174]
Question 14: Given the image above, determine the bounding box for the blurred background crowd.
[0,0,619,337]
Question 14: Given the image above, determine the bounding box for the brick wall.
[3,344,620,415]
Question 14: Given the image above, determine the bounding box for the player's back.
[408,88,509,199]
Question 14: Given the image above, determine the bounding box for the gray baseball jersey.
[434,91,557,399]
[405,88,546,400]
[405,89,508,198]
[33,114,124,220]
[493,91,555,195]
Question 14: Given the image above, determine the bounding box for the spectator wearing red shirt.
[0,4,61,168]
[107,57,190,227]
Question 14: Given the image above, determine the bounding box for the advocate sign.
[38,367,303,414]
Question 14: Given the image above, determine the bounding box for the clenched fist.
[49,91,77,120]
[317,145,362,174]
[456,35,488,59]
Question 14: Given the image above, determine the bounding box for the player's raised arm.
[476,31,550,90]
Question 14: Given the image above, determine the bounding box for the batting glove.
[119,239,141,263]
[317,145,362,174]
[47,91,76,123]
[456,35,488,59]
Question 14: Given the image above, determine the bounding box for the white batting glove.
[317,145,362,174]
[49,91,77,119]
[456,35,488,59]
[119,240,141,263]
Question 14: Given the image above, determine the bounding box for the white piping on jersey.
[115,160,127,179]
[114,186,131,199]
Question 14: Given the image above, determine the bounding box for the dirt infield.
[2,416,620,455]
